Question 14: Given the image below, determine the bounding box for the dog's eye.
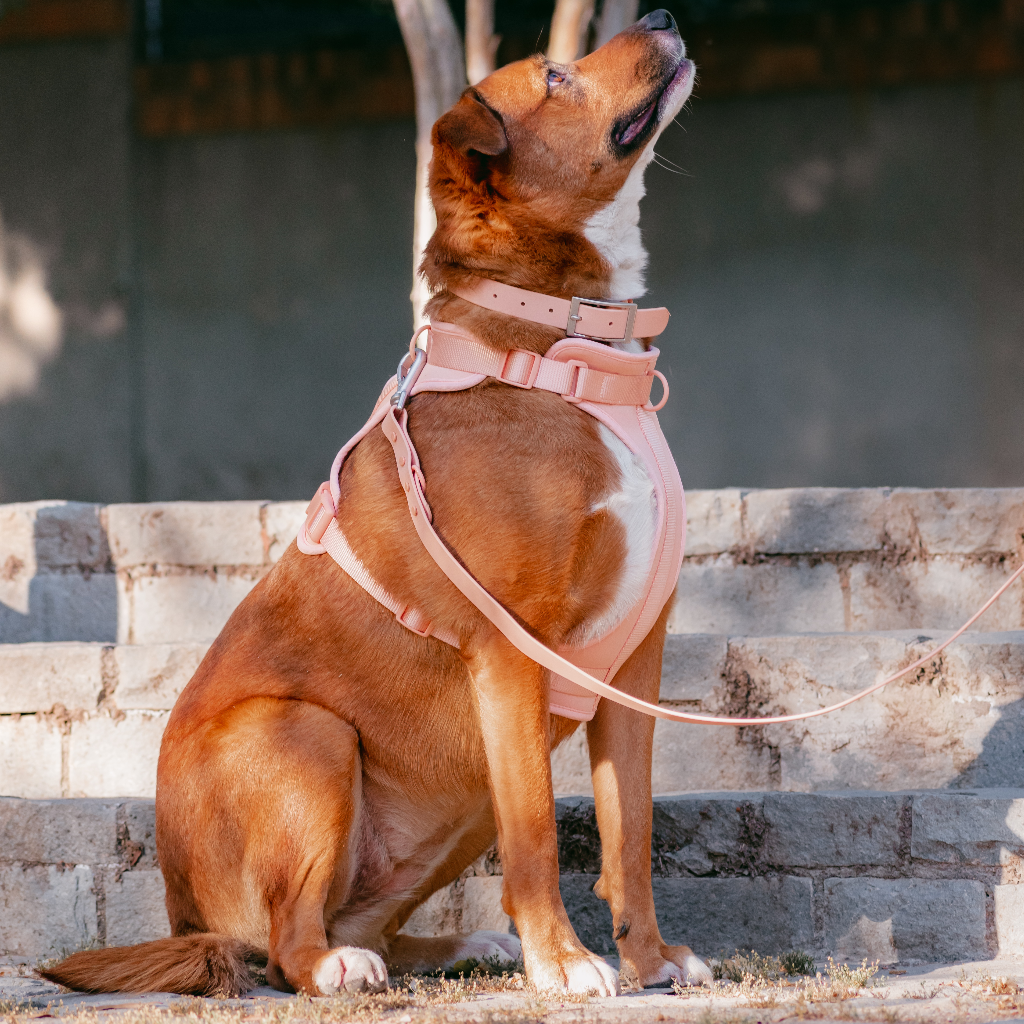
[547,70,565,87]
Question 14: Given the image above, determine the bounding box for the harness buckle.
[497,348,542,389]
[567,296,638,345]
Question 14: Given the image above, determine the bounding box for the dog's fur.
[40,12,707,999]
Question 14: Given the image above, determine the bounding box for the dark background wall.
[0,0,1022,502]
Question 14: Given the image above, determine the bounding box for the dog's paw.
[652,946,713,987]
[312,946,388,994]
[454,930,522,966]
[529,953,620,996]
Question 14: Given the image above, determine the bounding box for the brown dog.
[42,10,711,998]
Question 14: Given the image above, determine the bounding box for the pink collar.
[449,277,670,346]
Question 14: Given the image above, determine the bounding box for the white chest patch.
[583,146,657,309]
[572,423,658,645]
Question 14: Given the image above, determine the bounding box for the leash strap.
[382,405,1024,726]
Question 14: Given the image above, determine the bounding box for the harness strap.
[379,405,1024,726]
[426,329,666,408]
[451,277,670,343]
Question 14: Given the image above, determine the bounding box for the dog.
[41,9,712,998]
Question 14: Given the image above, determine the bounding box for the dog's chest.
[571,423,657,646]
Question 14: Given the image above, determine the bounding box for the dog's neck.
[422,164,652,355]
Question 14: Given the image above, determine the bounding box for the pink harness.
[298,306,683,722]
[297,279,1024,727]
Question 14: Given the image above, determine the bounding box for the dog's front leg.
[466,635,619,996]
[586,604,713,989]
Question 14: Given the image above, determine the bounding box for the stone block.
[848,558,1024,632]
[744,488,886,554]
[762,793,907,867]
[651,719,780,795]
[911,791,1024,864]
[0,797,119,864]
[888,489,1024,556]
[670,560,845,635]
[551,728,592,797]
[0,642,103,713]
[561,874,813,957]
[0,572,117,643]
[264,502,306,563]
[994,884,1024,956]
[462,876,509,935]
[661,634,727,702]
[0,714,63,799]
[0,502,40,614]
[67,711,168,798]
[683,490,743,556]
[650,796,766,877]
[114,643,209,710]
[32,503,110,571]
[105,502,266,568]
[105,870,171,946]
[402,883,459,938]
[119,573,258,644]
[822,877,987,963]
[119,799,159,869]
[0,864,97,958]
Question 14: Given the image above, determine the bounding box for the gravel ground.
[2,956,1023,1024]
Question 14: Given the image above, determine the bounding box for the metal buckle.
[567,296,638,344]
[497,348,542,389]
[391,348,426,410]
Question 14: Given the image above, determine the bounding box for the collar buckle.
[567,296,638,345]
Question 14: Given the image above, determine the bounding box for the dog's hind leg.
[585,601,713,988]
[465,638,619,996]
[158,697,387,996]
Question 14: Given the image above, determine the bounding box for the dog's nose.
[638,9,677,32]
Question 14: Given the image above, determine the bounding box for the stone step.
[2,488,1023,644]
[1,793,1020,963]
[2,630,1022,799]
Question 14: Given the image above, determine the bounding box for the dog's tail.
[37,934,266,996]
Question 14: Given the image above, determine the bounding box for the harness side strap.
[382,406,1024,726]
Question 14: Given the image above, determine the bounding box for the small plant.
[803,957,880,1002]
[739,972,780,1008]
[780,949,816,976]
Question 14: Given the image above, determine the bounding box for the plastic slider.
[304,482,336,545]
[561,359,590,404]
[497,348,542,389]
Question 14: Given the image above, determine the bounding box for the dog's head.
[424,9,694,336]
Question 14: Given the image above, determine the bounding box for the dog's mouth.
[611,58,694,152]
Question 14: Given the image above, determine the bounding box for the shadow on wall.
[0,211,63,403]
[0,502,116,642]
[951,696,1024,789]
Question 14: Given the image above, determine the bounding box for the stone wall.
[3,792,1021,963]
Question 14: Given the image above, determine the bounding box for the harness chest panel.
[298,322,685,722]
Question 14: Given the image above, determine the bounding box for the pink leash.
[381,394,1024,727]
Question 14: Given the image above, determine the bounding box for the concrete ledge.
[4,631,1024,798]
[3,490,1024,643]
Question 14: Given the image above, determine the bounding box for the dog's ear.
[432,90,508,160]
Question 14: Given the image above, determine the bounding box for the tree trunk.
[465,0,499,86]
[393,0,467,328]
[547,0,594,63]
[593,0,639,48]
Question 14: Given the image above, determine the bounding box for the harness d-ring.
[644,369,669,412]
